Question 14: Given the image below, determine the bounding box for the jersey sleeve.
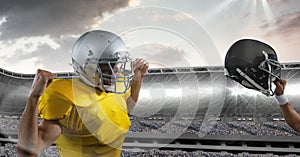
[38,81,73,120]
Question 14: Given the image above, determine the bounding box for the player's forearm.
[127,74,143,113]
[280,103,300,133]
[130,74,143,102]
[18,95,40,156]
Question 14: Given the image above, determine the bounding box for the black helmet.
[224,39,283,96]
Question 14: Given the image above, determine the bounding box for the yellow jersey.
[38,79,131,157]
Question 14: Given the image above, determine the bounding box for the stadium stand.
[2,64,300,156]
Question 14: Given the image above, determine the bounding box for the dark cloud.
[3,36,75,73]
[0,0,129,40]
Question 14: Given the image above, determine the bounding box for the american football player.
[17,30,149,157]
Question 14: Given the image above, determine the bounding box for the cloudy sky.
[0,0,300,73]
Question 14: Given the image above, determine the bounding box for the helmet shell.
[224,39,281,96]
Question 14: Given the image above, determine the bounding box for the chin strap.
[74,69,106,92]
[78,74,95,87]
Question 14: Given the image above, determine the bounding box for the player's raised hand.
[29,69,56,98]
[274,79,286,96]
[133,58,149,77]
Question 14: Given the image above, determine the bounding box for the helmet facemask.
[257,51,283,96]
[82,51,134,94]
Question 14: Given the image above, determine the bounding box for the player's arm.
[126,58,149,113]
[274,79,300,133]
[17,69,61,156]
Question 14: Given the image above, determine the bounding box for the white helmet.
[72,30,133,94]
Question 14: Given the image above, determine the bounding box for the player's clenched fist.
[274,79,286,96]
[133,58,149,77]
[29,69,56,98]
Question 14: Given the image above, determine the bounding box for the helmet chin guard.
[224,39,283,96]
[71,30,134,94]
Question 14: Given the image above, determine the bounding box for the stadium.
[1,63,300,157]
